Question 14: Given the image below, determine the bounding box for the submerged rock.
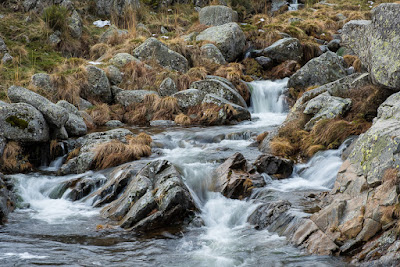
[212,153,265,199]
[101,160,197,231]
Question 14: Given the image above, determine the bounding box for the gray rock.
[262,38,303,63]
[78,98,93,110]
[49,31,61,45]
[110,53,141,68]
[182,32,198,42]
[106,65,123,85]
[0,103,49,142]
[95,0,140,17]
[85,66,112,103]
[327,39,341,52]
[254,154,294,179]
[8,86,68,128]
[191,79,247,107]
[205,75,236,89]
[0,36,8,53]
[202,94,250,122]
[53,126,69,140]
[199,5,238,26]
[99,25,128,43]
[111,85,123,98]
[31,73,55,94]
[271,0,288,13]
[200,43,227,65]
[159,77,178,97]
[101,160,196,231]
[60,128,133,174]
[1,53,12,64]
[105,120,124,127]
[172,89,204,109]
[68,10,82,39]
[115,90,158,107]
[288,51,347,89]
[341,4,400,90]
[56,100,87,136]
[133,38,189,73]
[303,92,352,130]
[255,56,274,69]
[0,138,5,157]
[150,120,176,127]
[0,174,16,224]
[336,13,347,21]
[196,22,245,62]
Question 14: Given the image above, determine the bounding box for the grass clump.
[42,5,68,32]
[0,141,32,173]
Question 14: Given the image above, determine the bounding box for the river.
[0,79,347,266]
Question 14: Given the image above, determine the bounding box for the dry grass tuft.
[90,43,111,60]
[66,147,81,162]
[0,141,32,173]
[174,113,192,126]
[120,61,158,91]
[123,104,149,125]
[256,132,269,143]
[87,103,111,126]
[153,96,180,114]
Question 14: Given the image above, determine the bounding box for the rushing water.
[0,80,347,266]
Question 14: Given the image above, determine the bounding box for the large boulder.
[133,38,189,73]
[212,153,265,199]
[196,22,245,62]
[0,103,49,142]
[253,154,294,179]
[261,38,303,63]
[158,77,178,97]
[95,0,140,17]
[199,5,238,26]
[190,79,247,107]
[202,94,250,122]
[288,51,347,89]
[85,66,112,103]
[200,43,227,65]
[303,92,352,130]
[172,89,204,110]
[7,86,68,129]
[56,100,87,136]
[115,90,158,107]
[60,128,133,174]
[342,4,400,90]
[101,160,197,231]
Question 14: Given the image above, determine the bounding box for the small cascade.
[289,0,300,11]
[249,79,288,114]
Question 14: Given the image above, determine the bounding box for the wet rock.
[109,53,140,68]
[253,154,294,179]
[212,153,266,199]
[150,120,176,127]
[200,43,227,65]
[196,22,245,62]
[303,92,352,130]
[56,100,87,136]
[106,65,122,85]
[172,89,204,110]
[288,51,347,89]
[199,5,238,26]
[202,94,250,122]
[158,77,178,97]
[31,73,55,94]
[115,90,158,107]
[191,79,247,107]
[133,37,189,73]
[68,10,82,39]
[0,103,49,142]
[327,39,340,52]
[261,38,303,63]
[248,200,291,230]
[0,174,16,224]
[341,4,400,90]
[65,176,107,201]
[101,160,197,231]
[255,56,274,69]
[85,65,112,103]
[8,86,68,129]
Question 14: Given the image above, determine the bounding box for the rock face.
[303,92,352,130]
[262,38,303,63]
[101,160,197,231]
[200,43,227,65]
[158,77,178,97]
[133,38,189,73]
[0,103,49,142]
[60,128,133,174]
[7,86,68,129]
[212,153,265,199]
[288,51,347,89]
[115,90,158,107]
[0,174,16,224]
[199,5,238,26]
[190,79,247,107]
[342,4,400,90]
[202,94,250,122]
[85,66,112,103]
[196,23,245,62]
[253,154,293,179]
[172,89,204,109]
[56,100,87,136]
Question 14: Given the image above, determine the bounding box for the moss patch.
[5,116,29,130]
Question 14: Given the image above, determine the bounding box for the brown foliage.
[0,141,32,173]
[87,103,111,126]
[174,113,191,126]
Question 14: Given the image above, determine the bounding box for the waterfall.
[249,79,288,114]
[289,0,299,11]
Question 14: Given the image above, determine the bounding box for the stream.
[0,79,347,266]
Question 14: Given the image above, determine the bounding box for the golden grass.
[0,141,32,173]
[174,113,192,126]
[256,132,269,143]
[87,103,111,126]
[120,61,159,91]
[123,103,149,125]
[66,147,81,162]
[153,96,180,114]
